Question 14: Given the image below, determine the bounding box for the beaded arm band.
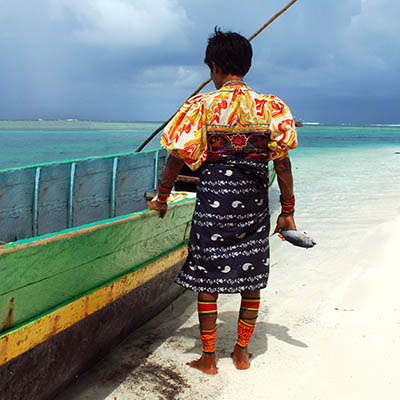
[280,195,295,214]
[156,184,172,204]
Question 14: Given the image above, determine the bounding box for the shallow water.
[0,121,399,170]
[1,121,399,224]
[0,120,163,170]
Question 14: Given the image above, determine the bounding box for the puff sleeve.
[160,94,208,171]
[266,96,298,161]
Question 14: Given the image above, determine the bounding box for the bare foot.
[186,353,218,375]
[231,344,252,370]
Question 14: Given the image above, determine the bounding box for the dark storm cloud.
[0,0,399,123]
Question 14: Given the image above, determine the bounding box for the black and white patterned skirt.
[175,157,270,293]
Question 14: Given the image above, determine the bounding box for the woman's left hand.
[273,213,297,240]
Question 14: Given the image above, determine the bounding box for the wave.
[370,123,400,127]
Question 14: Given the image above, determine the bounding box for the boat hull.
[0,144,276,398]
[0,194,195,400]
[0,248,186,400]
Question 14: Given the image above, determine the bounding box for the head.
[204,28,252,87]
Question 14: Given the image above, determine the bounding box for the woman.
[148,28,297,374]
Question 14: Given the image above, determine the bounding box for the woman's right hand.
[147,200,168,218]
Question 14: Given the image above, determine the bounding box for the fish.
[279,230,316,248]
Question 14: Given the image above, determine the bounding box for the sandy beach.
[56,148,400,400]
[2,1,400,396]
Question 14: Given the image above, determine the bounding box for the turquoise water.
[296,124,400,154]
[0,121,399,170]
[0,120,164,169]
[1,119,399,258]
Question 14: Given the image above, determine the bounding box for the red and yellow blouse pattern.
[161,83,297,170]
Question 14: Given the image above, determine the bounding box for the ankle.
[234,344,248,352]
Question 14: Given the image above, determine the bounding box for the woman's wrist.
[156,184,172,204]
[280,195,295,214]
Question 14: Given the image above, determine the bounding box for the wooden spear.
[135,0,298,152]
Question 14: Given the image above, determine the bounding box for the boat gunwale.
[0,197,195,254]
[0,245,188,365]
[0,147,164,173]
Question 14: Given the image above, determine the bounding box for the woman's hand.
[147,200,168,218]
[145,154,184,219]
[273,213,297,240]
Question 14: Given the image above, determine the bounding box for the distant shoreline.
[1,120,400,131]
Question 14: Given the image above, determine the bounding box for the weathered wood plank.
[0,201,194,329]
[0,149,168,243]
[0,253,186,400]
[0,246,187,366]
[116,151,166,216]
[37,163,70,236]
[72,158,114,226]
[0,202,193,293]
[0,169,36,242]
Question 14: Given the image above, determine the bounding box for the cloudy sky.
[0,0,399,124]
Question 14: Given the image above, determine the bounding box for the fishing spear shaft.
[136,0,298,152]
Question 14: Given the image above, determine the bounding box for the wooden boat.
[0,148,276,399]
[0,148,196,399]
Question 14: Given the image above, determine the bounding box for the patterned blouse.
[161,82,298,170]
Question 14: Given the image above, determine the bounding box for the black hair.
[204,27,252,76]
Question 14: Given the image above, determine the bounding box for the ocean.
[0,120,164,170]
[0,120,399,170]
[1,120,399,231]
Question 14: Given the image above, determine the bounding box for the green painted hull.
[0,197,195,399]
[0,199,194,331]
[0,147,196,399]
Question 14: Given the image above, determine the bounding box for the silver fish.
[279,230,316,248]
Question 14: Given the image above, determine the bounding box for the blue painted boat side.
[0,149,167,243]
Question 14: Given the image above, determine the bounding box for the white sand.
[56,212,400,400]
[57,148,400,400]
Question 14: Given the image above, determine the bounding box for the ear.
[213,63,222,74]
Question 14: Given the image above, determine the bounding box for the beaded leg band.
[240,297,260,314]
[237,297,260,348]
[198,300,218,353]
[198,300,218,316]
[237,319,256,349]
[200,327,217,354]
